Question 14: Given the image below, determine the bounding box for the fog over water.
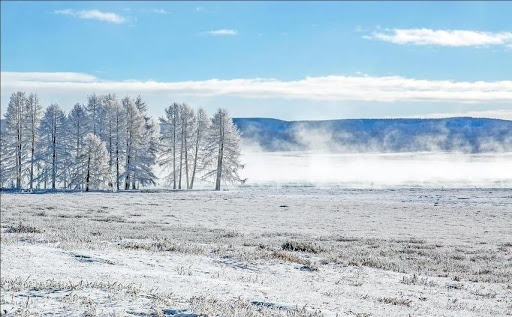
[240,150,512,188]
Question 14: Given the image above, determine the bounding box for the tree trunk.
[16,105,22,189]
[115,116,119,191]
[52,124,56,190]
[108,124,113,190]
[179,136,183,190]
[30,128,35,190]
[184,123,189,189]
[215,115,224,191]
[190,133,200,189]
[16,143,21,190]
[125,154,130,190]
[76,125,81,190]
[86,156,91,192]
[173,116,176,189]
[16,139,21,189]
[125,132,131,190]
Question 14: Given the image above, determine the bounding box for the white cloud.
[54,9,127,24]
[141,8,169,15]
[366,28,512,47]
[205,29,238,36]
[2,72,512,104]
[2,72,97,83]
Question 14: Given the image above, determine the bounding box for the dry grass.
[281,240,322,254]
[378,297,412,307]
[189,296,323,317]
[5,223,41,234]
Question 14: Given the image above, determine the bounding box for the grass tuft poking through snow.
[5,222,42,234]
[281,240,323,253]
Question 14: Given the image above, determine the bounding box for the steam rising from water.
[240,150,512,188]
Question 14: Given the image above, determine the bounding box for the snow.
[1,187,511,316]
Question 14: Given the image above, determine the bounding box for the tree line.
[1,92,245,191]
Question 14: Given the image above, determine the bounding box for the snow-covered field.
[1,187,511,316]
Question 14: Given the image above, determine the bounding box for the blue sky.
[2,1,512,120]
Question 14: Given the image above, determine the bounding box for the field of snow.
[1,187,511,316]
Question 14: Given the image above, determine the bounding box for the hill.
[233,117,512,153]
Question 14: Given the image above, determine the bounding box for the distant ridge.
[233,117,512,153]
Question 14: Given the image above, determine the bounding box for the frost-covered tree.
[122,97,144,189]
[25,93,42,189]
[67,103,89,189]
[202,108,245,190]
[2,92,28,189]
[190,108,210,189]
[112,96,126,190]
[37,104,68,190]
[102,94,124,190]
[159,103,181,189]
[86,93,103,136]
[131,96,158,188]
[134,95,147,114]
[1,94,249,191]
[80,133,110,192]
[179,104,195,189]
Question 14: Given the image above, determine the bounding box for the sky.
[1,1,512,120]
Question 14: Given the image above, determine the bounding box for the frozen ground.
[1,188,511,316]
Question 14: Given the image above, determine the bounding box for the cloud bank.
[2,72,511,104]
[366,28,512,47]
[54,9,127,24]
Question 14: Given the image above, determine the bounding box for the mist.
[238,119,512,188]
[240,150,512,188]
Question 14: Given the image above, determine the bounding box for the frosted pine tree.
[179,104,195,189]
[26,93,42,190]
[159,103,181,189]
[102,94,124,190]
[80,133,110,191]
[131,96,158,188]
[202,108,245,190]
[37,104,68,190]
[67,103,89,189]
[1,92,29,189]
[113,96,126,190]
[122,97,144,189]
[86,93,103,136]
[189,108,210,189]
